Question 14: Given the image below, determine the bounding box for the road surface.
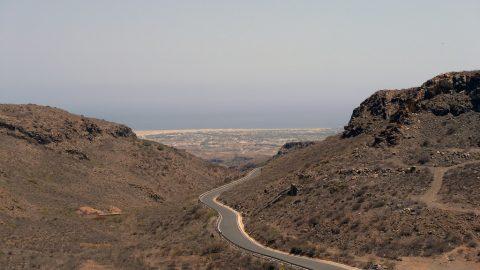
[199,168,357,270]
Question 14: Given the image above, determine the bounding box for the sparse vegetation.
[418,152,431,164]
[0,104,280,269]
[289,241,317,257]
[3,70,480,270]
[222,71,480,268]
[201,242,226,255]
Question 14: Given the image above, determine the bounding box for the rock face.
[276,141,315,157]
[343,71,480,141]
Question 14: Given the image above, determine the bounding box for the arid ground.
[221,71,480,270]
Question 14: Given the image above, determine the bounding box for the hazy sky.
[1,1,479,129]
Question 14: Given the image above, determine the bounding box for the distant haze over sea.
[2,2,478,131]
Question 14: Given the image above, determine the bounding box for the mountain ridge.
[344,71,480,142]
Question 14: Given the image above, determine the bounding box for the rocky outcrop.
[275,141,315,157]
[343,71,480,142]
[286,184,298,196]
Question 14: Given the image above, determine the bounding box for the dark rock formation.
[276,141,315,157]
[343,71,480,144]
[287,184,298,196]
[372,125,401,147]
[112,125,135,138]
[65,149,89,160]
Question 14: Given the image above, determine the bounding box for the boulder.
[287,184,298,196]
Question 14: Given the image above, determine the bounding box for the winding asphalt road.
[199,168,358,270]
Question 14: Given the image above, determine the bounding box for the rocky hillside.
[0,104,278,269]
[344,71,480,146]
[221,71,480,270]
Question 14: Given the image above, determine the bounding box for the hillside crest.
[344,71,480,139]
[0,104,135,145]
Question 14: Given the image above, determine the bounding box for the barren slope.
[0,104,279,269]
